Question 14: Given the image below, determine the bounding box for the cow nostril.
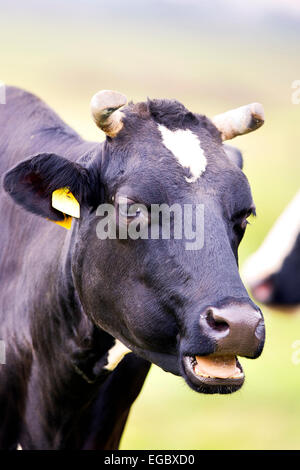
[199,303,264,358]
[206,308,229,333]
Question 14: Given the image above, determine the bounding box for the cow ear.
[3,153,89,226]
[223,144,244,169]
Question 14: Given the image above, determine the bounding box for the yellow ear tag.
[51,188,80,230]
[54,215,73,230]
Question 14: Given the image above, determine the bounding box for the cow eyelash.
[232,207,256,223]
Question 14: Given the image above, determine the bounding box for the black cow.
[243,190,300,308]
[0,86,265,449]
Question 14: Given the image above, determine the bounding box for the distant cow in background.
[243,190,300,308]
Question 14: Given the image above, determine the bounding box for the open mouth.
[182,354,245,394]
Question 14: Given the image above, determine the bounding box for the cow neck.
[27,226,114,392]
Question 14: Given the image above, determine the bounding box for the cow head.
[3,91,265,394]
[243,190,300,310]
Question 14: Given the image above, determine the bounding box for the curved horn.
[90,90,127,138]
[212,102,265,141]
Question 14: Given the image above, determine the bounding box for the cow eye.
[240,218,250,231]
[233,209,254,237]
[116,195,149,223]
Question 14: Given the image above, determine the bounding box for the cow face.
[243,190,300,309]
[3,93,265,394]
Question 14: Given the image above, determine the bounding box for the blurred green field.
[1,0,300,450]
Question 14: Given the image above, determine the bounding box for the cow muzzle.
[181,301,265,394]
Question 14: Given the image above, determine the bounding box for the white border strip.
[0,340,5,364]
[0,82,6,104]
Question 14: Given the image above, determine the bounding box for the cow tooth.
[229,370,244,379]
[194,364,244,379]
[194,368,210,378]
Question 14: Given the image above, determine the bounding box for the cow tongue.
[194,355,241,379]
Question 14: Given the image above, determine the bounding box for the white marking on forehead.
[158,124,207,183]
[242,190,300,286]
[104,339,131,371]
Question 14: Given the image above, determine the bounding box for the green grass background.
[1,0,300,450]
